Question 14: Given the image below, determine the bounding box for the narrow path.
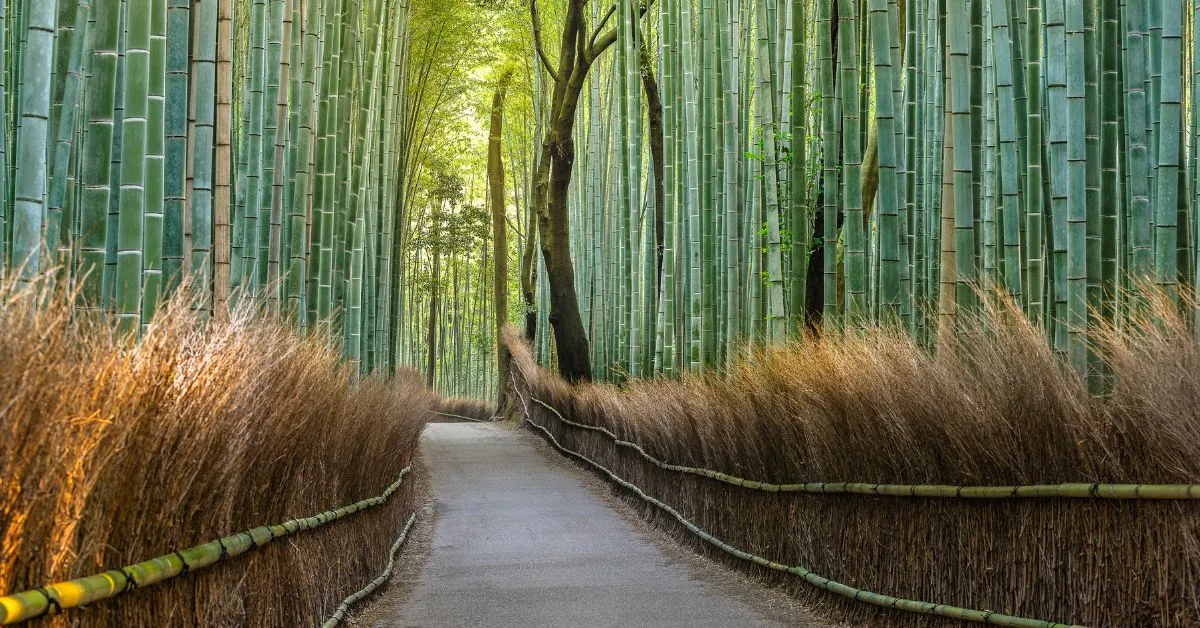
[356,423,822,627]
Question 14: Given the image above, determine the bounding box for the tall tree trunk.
[426,249,440,389]
[538,125,592,381]
[640,40,666,292]
[520,199,538,341]
[529,0,634,382]
[489,70,513,409]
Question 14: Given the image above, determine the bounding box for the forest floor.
[351,422,828,627]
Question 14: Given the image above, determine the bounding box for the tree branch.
[589,5,617,51]
[587,0,656,62]
[530,0,560,83]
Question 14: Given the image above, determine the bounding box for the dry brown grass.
[430,398,497,423]
[507,298,1200,627]
[0,279,433,626]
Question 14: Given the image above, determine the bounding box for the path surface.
[356,422,821,627]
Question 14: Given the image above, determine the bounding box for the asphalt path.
[355,422,823,627]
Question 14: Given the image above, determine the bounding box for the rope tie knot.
[119,567,139,592]
[173,550,191,576]
[34,587,61,616]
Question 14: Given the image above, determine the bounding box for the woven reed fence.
[0,470,418,626]
[505,331,1200,627]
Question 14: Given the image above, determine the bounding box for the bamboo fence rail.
[519,396,1082,628]
[530,397,1200,500]
[321,512,419,627]
[428,410,499,423]
[0,468,414,624]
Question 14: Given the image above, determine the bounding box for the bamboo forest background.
[556,0,1200,388]
[0,0,507,400]
[5,0,1200,396]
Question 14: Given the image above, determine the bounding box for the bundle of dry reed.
[0,280,432,626]
[430,398,497,423]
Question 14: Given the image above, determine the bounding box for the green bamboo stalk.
[924,0,943,339]
[818,0,840,328]
[261,0,284,297]
[1082,0,1100,341]
[719,0,741,357]
[948,0,977,320]
[901,0,917,330]
[871,0,901,321]
[10,0,57,278]
[47,0,93,264]
[212,0,233,313]
[1153,0,1181,301]
[910,0,926,336]
[1021,0,1044,321]
[787,0,806,336]
[162,0,188,293]
[77,0,121,306]
[190,0,217,316]
[698,0,714,368]
[656,0,677,374]
[0,0,7,273]
[1123,0,1152,282]
[969,0,984,276]
[114,0,151,333]
[990,0,1023,298]
[1098,0,1119,324]
[289,0,321,324]
[242,0,267,293]
[757,0,785,342]
[142,0,167,327]
[103,3,128,309]
[680,0,702,369]
[1063,0,1086,371]
[840,0,866,321]
[1045,0,1070,352]
[332,0,355,323]
[315,0,343,322]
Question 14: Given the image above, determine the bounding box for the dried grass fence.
[0,280,432,626]
[429,398,498,423]
[504,294,1200,627]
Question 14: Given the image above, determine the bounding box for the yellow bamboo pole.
[0,468,412,624]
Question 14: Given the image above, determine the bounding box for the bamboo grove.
[0,0,501,392]
[527,0,1200,385]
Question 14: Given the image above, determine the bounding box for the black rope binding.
[173,550,191,576]
[216,537,230,560]
[34,587,61,617]
[119,567,139,592]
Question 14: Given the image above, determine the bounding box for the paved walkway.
[356,423,820,627]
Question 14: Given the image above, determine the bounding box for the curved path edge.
[353,422,827,627]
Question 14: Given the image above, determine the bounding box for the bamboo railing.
[520,406,1081,627]
[529,398,1200,500]
[321,512,419,627]
[0,468,415,624]
[429,410,499,423]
